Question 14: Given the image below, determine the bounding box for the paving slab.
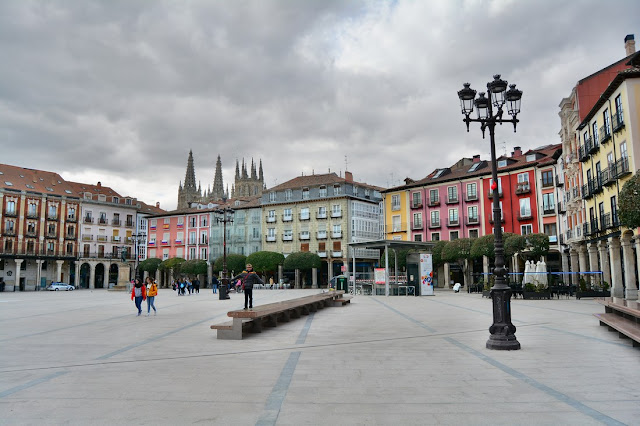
[1,288,638,425]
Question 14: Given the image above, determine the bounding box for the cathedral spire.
[177,150,202,209]
[235,159,240,180]
[211,154,225,201]
[251,158,257,179]
[184,150,197,191]
[259,160,264,182]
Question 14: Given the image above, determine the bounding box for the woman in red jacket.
[131,279,146,316]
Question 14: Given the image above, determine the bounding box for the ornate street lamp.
[458,74,523,351]
[215,198,234,300]
[131,232,147,280]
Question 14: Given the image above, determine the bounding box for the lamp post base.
[486,287,521,350]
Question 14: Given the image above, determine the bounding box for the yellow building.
[576,59,640,299]
[382,188,409,240]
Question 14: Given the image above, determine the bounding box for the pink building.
[147,208,213,262]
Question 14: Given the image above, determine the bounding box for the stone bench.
[211,291,347,340]
[594,297,640,348]
[331,296,353,307]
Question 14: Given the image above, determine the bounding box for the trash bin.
[336,276,348,292]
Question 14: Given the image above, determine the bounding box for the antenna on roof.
[345,155,348,171]
[501,141,507,156]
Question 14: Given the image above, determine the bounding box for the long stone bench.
[594,297,640,348]
[211,291,347,340]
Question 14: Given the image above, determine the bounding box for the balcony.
[599,125,611,145]
[112,219,121,226]
[566,229,573,241]
[615,157,631,178]
[331,211,342,218]
[4,210,17,217]
[266,215,277,223]
[578,144,589,162]
[590,219,600,234]
[591,176,603,195]
[428,198,440,207]
[317,251,327,258]
[488,216,505,224]
[600,213,610,230]
[465,193,478,202]
[515,183,530,194]
[82,234,93,241]
[174,239,184,245]
[281,215,293,222]
[97,235,108,242]
[65,233,76,240]
[601,167,616,187]
[487,190,503,199]
[466,216,479,225]
[429,220,441,229]
[331,251,342,258]
[66,215,77,222]
[316,212,327,219]
[447,218,459,227]
[27,211,39,219]
[411,202,423,209]
[98,218,109,225]
[112,236,121,242]
[47,214,59,221]
[557,202,566,214]
[542,207,555,216]
[265,235,276,242]
[572,186,581,199]
[411,221,423,230]
[282,234,293,241]
[299,213,310,221]
[317,231,327,240]
[332,231,342,238]
[25,230,37,237]
[588,139,600,155]
[299,232,310,240]
[555,175,564,187]
[445,196,459,205]
[612,110,624,133]
[125,220,134,228]
[84,217,94,224]
[582,222,591,236]
[517,212,533,221]
[582,182,593,200]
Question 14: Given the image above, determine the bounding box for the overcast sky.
[1,0,638,210]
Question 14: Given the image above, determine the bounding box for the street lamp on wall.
[131,232,147,280]
[215,198,234,300]
[458,74,522,351]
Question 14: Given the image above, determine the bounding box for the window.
[302,188,309,200]
[519,198,531,218]
[284,189,292,201]
[331,204,341,217]
[6,200,16,215]
[283,208,293,221]
[267,228,276,241]
[521,224,533,235]
[317,206,327,218]
[269,192,276,202]
[28,202,37,216]
[300,207,310,220]
[412,192,422,207]
[319,186,327,197]
[469,229,479,239]
[391,194,400,210]
[333,184,342,196]
[432,169,445,178]
[332,224,342,238]
[466,183,477,200]
[447,186,458,203]
[430,210,440,226]
[190,216,196,227]
[517,172,529,188]
[113,196,119,204]
[48,205,58,219]
[620,141,628,158]
[5,219,15,233]
[615,94,623,124]
[467,206,478,223]
[541,170,553,187]
[450,231,459,240]
[283,229,293,241]
[489,178,502,194]
[592,121,598,144]
[392,215,401,232]
[68,207,76,220]
[188,232,196,245]
[201,216,207,227]
[468,163,481,172]
[431,232,440,241]
[163,249,169,260]
[542,193,555,214]
[413,212,422,229]
[200,232,207,244]
[448,209,458,225]
[429,189,439,204]
[603,109,610,135]
[414,234,422,242]
[267,210,276,222]
[498,160,507,167]
[189,247,196,259]
[201,247,207,260]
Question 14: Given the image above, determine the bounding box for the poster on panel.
[420,253,434,296]
[374,268,386,284]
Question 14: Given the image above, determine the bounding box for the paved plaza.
[1,288,639,425]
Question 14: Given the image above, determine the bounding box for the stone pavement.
[1,288,638,425]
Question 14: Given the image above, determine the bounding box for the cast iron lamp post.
[215,198,234,300]
[131,232,147,280]
[458,74,522,350]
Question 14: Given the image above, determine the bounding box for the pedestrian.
[232,264,264,310]
[194,278,200,294]
[131,278,146,316]
[179,280,186,296]
[146,277,158,316]
[187,278,193,295]
[211,275,219,294]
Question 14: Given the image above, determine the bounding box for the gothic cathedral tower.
[177,150,202,209]
[232,158,264,198]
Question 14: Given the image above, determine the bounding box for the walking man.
[232,264,263,310]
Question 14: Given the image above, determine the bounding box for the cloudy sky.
[1,0,638,210]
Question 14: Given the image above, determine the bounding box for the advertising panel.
[420,253,434,296]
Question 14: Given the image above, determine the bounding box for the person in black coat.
[232,264,264,309]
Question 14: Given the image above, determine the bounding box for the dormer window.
[432,169,445,179]
[526,154,536,162]
[125,199,132,205]
[113,196,119,204]
[333,184,342,196]
[319,186,327,197]
[269,192,276,202]
[302,188,310,200]
[98,194,107,202]
[497,160,507,168]
[84,193,92,200]
[284,189,292,201]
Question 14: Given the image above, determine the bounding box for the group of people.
[130,277,158,316]
[172,278,200,296]
[132,264,263,315]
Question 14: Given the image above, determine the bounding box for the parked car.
[47,282,75,291]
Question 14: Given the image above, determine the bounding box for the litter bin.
[336,276,348,292]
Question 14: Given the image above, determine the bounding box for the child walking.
[131,279,146,316]
[146,277,158,316]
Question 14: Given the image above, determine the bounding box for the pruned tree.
[138,258,162,276]
[431,240,448,267]
[158,257,185,274]
[246,251,285,280]
[619,171,640,229]
[283,252,322,287]
[441,238,473,286]
[525,233,549,260]
[470,234,495,260]
[180,259,208,278]
[213,254,247,276]
[503,233,526,258]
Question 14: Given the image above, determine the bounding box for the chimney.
[97,181,101,188]
[156,202,160,208]
[511,146,522,157]
[625,34,636,56]
[345,171,353,182]
[472,155,481,163]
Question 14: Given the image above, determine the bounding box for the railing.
[125,221,134,227]
[97,235,108,242]
[317,251,327,258]
[266,215,276,223]
[566,229,573,241]
[4,210,17,217]
[487,190,503,198]
[466,216,479,225]
[488,216,505,224]
[591,175,603,194]
[331,211,342,218]
[611,211,620,228]
[332,231,342,238]
[428,198,440,206]
[331,251,342,257]
[555,175,564,187]
[578,144,589,162]
[299,232,310,240]
[599,125,611,144]
[79,252,136,260]
[98,218,109,225]
[600,213,610,230]
[65,233,76,240]
[466,193,478,202]
[282,234,293,241]
[557,202,565,213]
[299,213,310,221]
[47,214,59,221]
[429,220,441,228]
[517,212,532,221]
[601,167,615,187]
[112,219,121,226]
[515,183,530,194]
[411,221,423,230]
[615,156,630,178]
[572,186,581,199]
[411,202,423,209]
[446,196,459,204]
[543,207,555,215]
[265,235,276,242]
[316,212,327,219]
[112,236,121,242]
[82,234,93,241]
[590,219,600,234]
[66,215,77,222]
[27,212,39,219]
[583,222,591,236]
[282,215,293,222]
[588,138,600,155]
[317,232,327,239]
[174,239,184,245]
[582,182,593,199]
[84,217,94,223]
[612,110,624,132]
[447,218,459,226]
[25,230,37,237]
[3,230,16,236]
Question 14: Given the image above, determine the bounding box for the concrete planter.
[522,291,551,300]
[576,290,610,300]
